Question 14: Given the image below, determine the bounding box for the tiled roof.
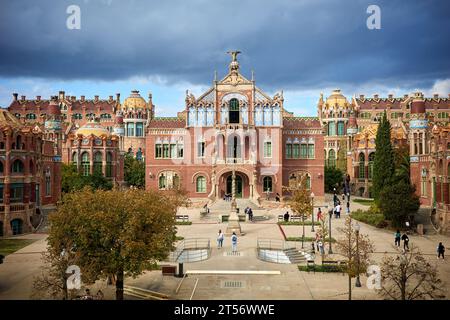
[283,116,321,129]
[148,117,185,128]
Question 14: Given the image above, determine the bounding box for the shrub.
[351,207,386,228]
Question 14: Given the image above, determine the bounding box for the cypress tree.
[372,112,395,204]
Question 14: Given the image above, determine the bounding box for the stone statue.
[227,50,241,62]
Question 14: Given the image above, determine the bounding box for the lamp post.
[328,204,333,254]
[311,192,315,232]
[355,222,362,287]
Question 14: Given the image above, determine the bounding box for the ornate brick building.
[0,109,61,236]
[145,52,324,203]
[7,89,153,159]
[319,90,450,198]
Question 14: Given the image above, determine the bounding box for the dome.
[326,89,348,106]
[121,90,147,110]
[76,120,111,138]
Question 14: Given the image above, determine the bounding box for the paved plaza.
[0,195,449,300]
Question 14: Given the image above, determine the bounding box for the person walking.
[394,230,401,247]
[96,290,104,300]
[437,242,445,259]
[401,233,410,251]
[217,230,224,249]
[335,202,341,219]
[346,201,350,214]
[231,232,238,252]
[284,211,290,222]
[248,208,253,222]
[266,189,271,201]
[317,208,322,222]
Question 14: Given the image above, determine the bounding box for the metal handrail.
[170,238,211,263]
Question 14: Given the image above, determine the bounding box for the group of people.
[394,230,410,250]
[216,230,238,252]
[223,193,232,201]
[332,189,350,218]
[79,289,104,300]
[244,207,254,221]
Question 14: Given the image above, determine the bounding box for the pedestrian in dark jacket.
[401,233,409,251]
[437,242,445,259]
[394,230,401,247]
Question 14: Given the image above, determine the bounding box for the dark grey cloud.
[0,0,449,91]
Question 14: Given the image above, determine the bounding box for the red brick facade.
[0,109,61,236]
[146,55,324,203]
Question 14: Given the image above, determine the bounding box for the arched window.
[106,152,113,177]
[0,161,3,174]
[15,135,22,150]
[328,149,336,167]
[229,98,240,124]
[173,174,180,189]
[11,159,24,173]
[159,173,167,190]
[368,153,375,180]
[93,152,103,174]
[10,219,23,235]
[359,153,365,179]
[337,121,345,136]
[26,113,37,120]
[196,176,206,193]
[45,168,51,196]
[86,113,95,120]
[263,176,272,192]
[135,123,144,137]
[72,152,78,167]
[81,152,90,176]
[328,121,336,136]
[73,113,82,120]
[0,141,4,149]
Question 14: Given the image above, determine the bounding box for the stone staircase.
[283,248,314,264]
[123,285,171,300]
[35,205,56,234]
[209,199,261,212]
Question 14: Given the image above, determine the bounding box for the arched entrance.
[226,175,243,198]
[10,219,23,235]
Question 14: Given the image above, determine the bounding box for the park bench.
[278,215,284,222]
[175,215,189,222]
[306,260,316,273]
[290,216,302,222]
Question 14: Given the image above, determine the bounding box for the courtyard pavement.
[0,195,449,300]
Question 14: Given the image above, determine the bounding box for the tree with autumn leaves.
[37,187,187,300]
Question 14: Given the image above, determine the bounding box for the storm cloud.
[0,0,449,95]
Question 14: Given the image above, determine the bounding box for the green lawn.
[0,239,37,256]
[353,198,375,205]
[278,221,321,226]
[286,236,336,243]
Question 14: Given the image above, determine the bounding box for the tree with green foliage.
[325,166,344,192]
[61,164,112,193]
[47,187,187,300]
[378,143,420,228]
[372,112,395,203]
[124,154,145,188]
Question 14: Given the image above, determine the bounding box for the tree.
[324,166,344,192]
[61,163,112,193]
[284,174,313,248]
[336,142,347,172]
[124,154,145,188]
[372,112,395,203]
[379,144,420,228]
[47,187,186,300]
[378,245,445,300]
[336,217,374,300]
[31,249,79,300]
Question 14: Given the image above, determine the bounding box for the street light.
[311,192,315,232]
[328,204,333,254]
[355,222,361,287]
